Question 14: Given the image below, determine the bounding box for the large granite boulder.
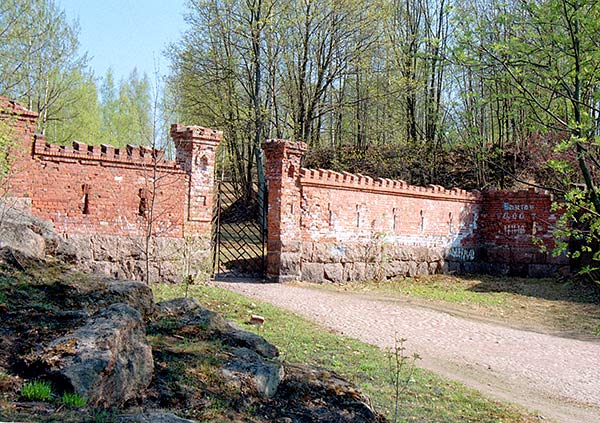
[0,202,64,260]
[222,347,284,398]
[156,297,278,359]
[34,303,153,408]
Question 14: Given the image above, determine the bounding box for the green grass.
[20,380,52,402]
[61,392,87,408]
[154,283,541,423]
[390,279,507,305]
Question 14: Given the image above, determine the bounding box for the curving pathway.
[216,281,600,423]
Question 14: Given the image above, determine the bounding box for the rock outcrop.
[33,303,153,408]
[157,298,279,359]
[0,206,387,422]
[0,202,65,260]
[222,347,284,398]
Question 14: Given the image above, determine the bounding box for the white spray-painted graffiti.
[448,247,475,261]
[501,202,535,220]
[504,224,526,235]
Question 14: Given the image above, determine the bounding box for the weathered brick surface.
[264,140,566,283]
[1,97,220,238]
[0,97,220,282]
[1,98,567,283]
[479,190,568,276]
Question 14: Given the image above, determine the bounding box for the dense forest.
[2,0,600,263]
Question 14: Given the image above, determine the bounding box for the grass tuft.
[20,380,52,401]
[61,392,87,408]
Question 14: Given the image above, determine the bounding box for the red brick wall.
[264,139,567,282]
[1,97,221,239]
[299,168,480,244]
[478,190,567,276]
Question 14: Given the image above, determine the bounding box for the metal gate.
[211,177,267,279]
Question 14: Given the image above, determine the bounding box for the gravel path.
[216,281,600,423]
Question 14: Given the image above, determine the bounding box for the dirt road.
[216,281,600,423]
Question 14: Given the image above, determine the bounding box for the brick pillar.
[0,97,39,200]
[171,124,223,234]
[262,139,307,282]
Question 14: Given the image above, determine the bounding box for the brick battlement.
[300,168,479,202]
[32,136,182,171]
[0,97,38,119]
[483,187,552,198]
[170,124,223,143]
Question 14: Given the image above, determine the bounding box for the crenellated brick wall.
[0,98,569,284]
[0,96,221,282]
[263,139,568,283]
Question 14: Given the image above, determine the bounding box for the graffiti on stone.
[448,247,475,261]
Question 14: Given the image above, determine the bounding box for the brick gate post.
[262,139,307,282]
[171,125,223,235]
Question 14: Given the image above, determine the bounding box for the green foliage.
[99,68,153,147]
[0,117,19,192]
[61,392,87,408]
[20,380,52,401]
[45,70,102,145]
[0,0,88,135]
[554,188,600,277]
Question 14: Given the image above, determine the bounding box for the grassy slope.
[154,283,543,423]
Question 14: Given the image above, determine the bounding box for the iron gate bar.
[211,177,267,279]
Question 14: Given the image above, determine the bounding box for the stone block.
[340,241,368,263]
[281,240,302,253]
[413,247,432,263]
[301,242,314,261]
[428,261,441,274]
[280,252,301,275]
[343,262,366,282]
[528,264,556,278]
[61,234,93,261]
[389,245,412,261]
[407,261,418,277]
[416,262,430,275]
[91,236,122,262]
[323,263,344,283]
[382,260,408,278]
[300,262,324,282]
[311,242,332,263]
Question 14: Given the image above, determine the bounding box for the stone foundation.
[299,241,465,283]
[63,234,212,283]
